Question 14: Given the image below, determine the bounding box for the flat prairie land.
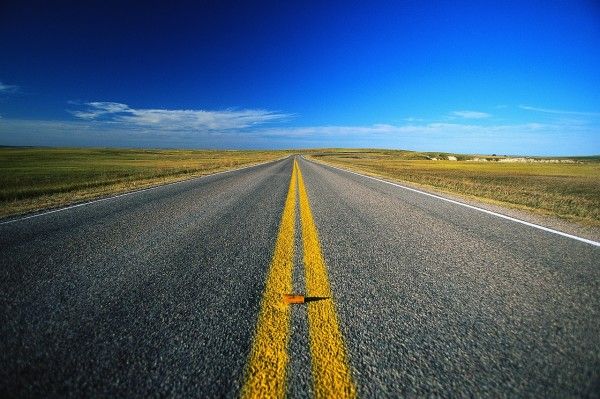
[0,147,287,218]
[309,149,600,226]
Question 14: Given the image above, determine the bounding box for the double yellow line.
[241,159,356,399]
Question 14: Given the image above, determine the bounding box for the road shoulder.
[305,156,600,243]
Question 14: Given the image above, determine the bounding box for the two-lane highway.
[1,156,598,398]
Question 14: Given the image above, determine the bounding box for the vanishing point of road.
[1,156,598,398]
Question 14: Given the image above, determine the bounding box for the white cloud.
[1,117,597,155]
[0,81,18,93]
[519,105,600,117]
[70,101,291,130]
[70,102,131,119]
[255,122,562,139]
[451,110,491,119]
[248,121,599,155]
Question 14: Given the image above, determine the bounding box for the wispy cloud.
[519,105,600,117]
[1,118,597,155]
[70,102,291,130]
[450,110,491,119]
[1,109,598,155]
[0,81,19,93]
[70,102,130,119]
[255,122,560,139]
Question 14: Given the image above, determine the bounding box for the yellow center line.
[240,161,298,399]
[297,161,357,399]
[241,158,356,398]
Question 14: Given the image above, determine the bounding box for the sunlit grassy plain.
[0,147,288,218]
[309,149,600,226]
[1,147,599,226]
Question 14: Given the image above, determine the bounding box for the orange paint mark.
[282,294,305,304]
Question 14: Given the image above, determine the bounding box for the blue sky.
[0,0,599,155]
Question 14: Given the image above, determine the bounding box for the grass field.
[309,149,600,226]
[0,147,287,218]
[2,147,599,226]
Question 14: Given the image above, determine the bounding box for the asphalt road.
[1,156,598,398]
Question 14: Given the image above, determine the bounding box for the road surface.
[1,156,598,398]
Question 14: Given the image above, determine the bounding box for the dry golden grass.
[309,149,600,226]
[0,148,288,218]
[3,147,599,226]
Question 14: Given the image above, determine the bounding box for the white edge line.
[0,156,291,226]
[301,156,600,248]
